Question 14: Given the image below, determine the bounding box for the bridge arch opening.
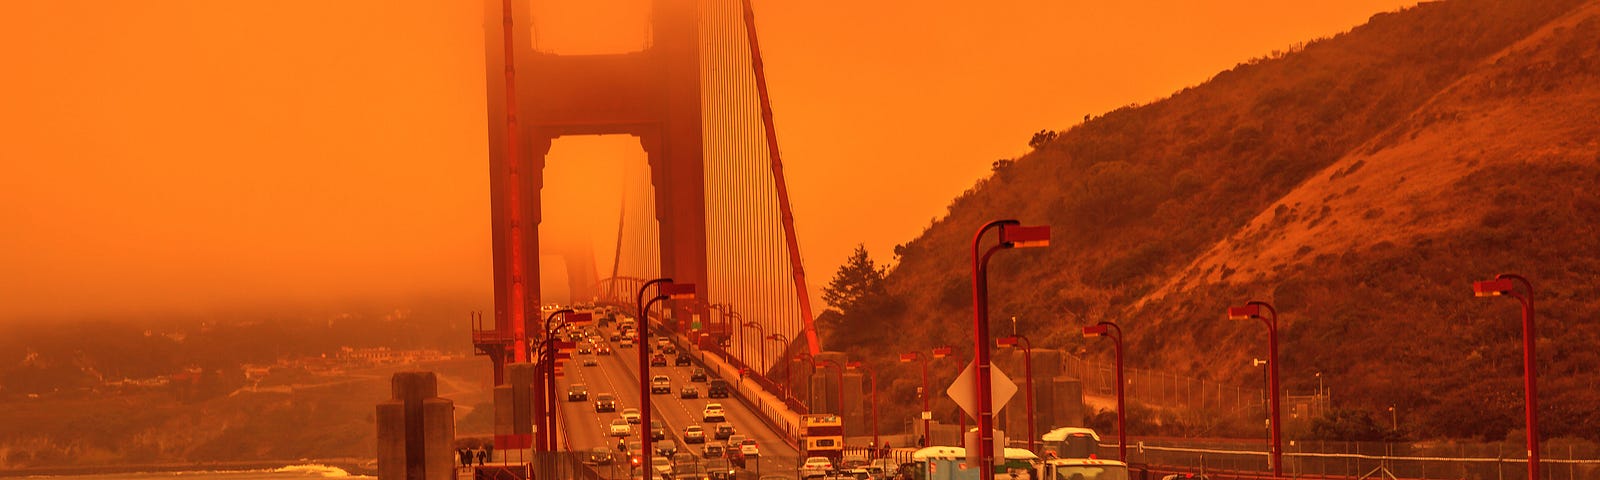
[539,134,659,306]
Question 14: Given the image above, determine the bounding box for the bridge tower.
[477,0,709,384]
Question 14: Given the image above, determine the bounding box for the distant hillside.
[834,0,1600,441]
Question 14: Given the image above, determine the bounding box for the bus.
[903,446,1040,480]
[1041,427,1101,459]
[800,414,845,462]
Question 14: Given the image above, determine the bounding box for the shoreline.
[0,458,378,478]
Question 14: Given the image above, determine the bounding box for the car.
[680,385,700,399]
[619,338,634,348]
[674,354,692,366]
[704,458,734,480]
[800,456,834,479]
[682,425,706,443]
[622,408,641,424]
[707,378,730,398]
[597,346,613,355]
[701,443,725,458]
[577,345,592,355]
[609,418,632,437]
[651,456,673,477]
[651,375,671,394]
[650,354,668,367]
[654,439,677,456]
[586,447,614,465]
[738,438,759,456]
[567,384,589,401]
[712,423,735,440]
[726,447,747,469]
[609,333,621,342]
[673,462,709,480]
[650,420,666,440]
[702,403,726,422]
[594,393,617,412]
[664,344,678,355]
[582,357,598,367]
[690,368,708,382]
[657,336,671,348]
[1162,475,1212,480]
[724,434,747,450]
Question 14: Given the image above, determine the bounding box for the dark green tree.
[822,244,890,317]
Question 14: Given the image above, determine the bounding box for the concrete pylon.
[376,371,455,480]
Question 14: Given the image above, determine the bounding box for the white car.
[609,419,631,437]
[799,456,833,478]
[651,375,671,394]
[621,408,641,424]
[702,402,726,422]
[651,456,673,477]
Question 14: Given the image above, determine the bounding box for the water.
[17,464,372,480]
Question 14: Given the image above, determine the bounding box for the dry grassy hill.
[834,0,1600,441]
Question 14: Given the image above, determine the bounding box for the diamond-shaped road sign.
[946,360,1018,419]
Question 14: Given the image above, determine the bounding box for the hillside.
[833,0,1600,441]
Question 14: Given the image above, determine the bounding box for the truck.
[1040,427,1101,459]
[900,447,1128,480]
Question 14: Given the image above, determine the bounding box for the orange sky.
[0,0,1416,321]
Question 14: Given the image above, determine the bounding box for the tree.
[822,244,891,318]
[1028,129,1058,150]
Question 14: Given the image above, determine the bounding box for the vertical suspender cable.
[739,0,821,354]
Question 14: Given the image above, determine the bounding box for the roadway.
[555,320,801,479]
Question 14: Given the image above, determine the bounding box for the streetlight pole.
[815,359,845,415]
[769,333,790,401]
[541,308,572,452]
[971,220,1050,480]
[1474,274,1539,480]
[744,321,765,374]
[1081,322,1124,461]
[997,335,1036,454]
[900,351,933,448]
[1227,301,1282,477]
[636,278,695,464]
[847,361,879,455]
[795,352,815,413]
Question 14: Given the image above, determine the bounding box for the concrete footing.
[376,371,455,480]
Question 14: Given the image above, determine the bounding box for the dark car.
[567,384,589,401]
[680,386,700,399]
[674,354,692,366]
[707,379,730,398]
[705,458,734,480]
[596,346,613,356]
[689,368,708,382]
[650,420,666,440]
[586,447,614,465]
[609,333,621,342]
[577,345,592,355]
[712,423,735,440]
[650,354,668,367]
[593,393,617,412]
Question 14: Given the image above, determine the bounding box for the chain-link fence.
[1062,352,1267,420]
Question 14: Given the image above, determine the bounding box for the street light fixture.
[846,361,879,454]
[1473,274,1539,480]
[971,220,1050,480]
[636,278,695,463]
[1082,322,1124,461]
[900,351,933,448]
[814,359,845,415]
[743,321,766,374]
[768,333,792,402]
[996,335,1037,454]
[1227,301,1282,477]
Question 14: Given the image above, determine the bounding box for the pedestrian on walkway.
[458,448,470,467]
[475,447,485,465]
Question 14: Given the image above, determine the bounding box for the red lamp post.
[899,351,932,448]
[1227,301,1282,477]
[1474,274,1540,480]
[1081,322,1124,461]
[971,220,1050,480]
[814,359,845,415]
[795,351,815,412]
[743,320,765,374]
[637,279,696,463]
[847,361,879,454]
[996,335,1036,454]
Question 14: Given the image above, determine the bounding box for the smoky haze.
[0,0,1416,322]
